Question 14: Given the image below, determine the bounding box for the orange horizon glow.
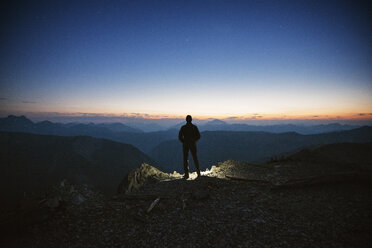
[2,110,372,122]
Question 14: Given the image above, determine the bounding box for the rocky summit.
[1,157,372,248]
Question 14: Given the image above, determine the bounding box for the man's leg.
[183,144,189,179]
[190,144,201,177]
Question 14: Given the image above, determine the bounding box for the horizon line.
[1,111,372,122]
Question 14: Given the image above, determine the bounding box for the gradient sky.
[1,0,371,121]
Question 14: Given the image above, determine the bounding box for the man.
[178,115,201,179]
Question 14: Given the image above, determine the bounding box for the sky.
[0,0,371,124]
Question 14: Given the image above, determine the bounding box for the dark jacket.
[178,123,200,144]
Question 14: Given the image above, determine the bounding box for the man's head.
[186,115,192,123]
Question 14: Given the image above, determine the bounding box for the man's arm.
[178,127,184,143]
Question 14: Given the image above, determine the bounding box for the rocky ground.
[1,160,372,248]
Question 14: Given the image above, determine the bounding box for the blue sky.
[0,0,371,121]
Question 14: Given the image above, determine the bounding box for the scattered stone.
[45,195,62,209]
[72,193,86,205]
[60,180,65,188]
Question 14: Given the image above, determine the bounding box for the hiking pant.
[183,142,201,176]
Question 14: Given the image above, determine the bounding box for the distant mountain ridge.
[0,131,154,211]
[0,115,143,134]
[285,142,372,169]
[169,118,360,134]
[0,115,176,153]
[150,126,372,172]
[0,115,369,155]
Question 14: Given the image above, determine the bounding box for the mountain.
[150,127,372,172]
[0,115,34,132]
[167,119,361,134]
[126,122,166,132]
[96,122,142,133]
[0,116,367,156]
[0,115,143,135]
[204,119,227,126]
[168,121,184,131]
[0,131,154,212]
[198,119,228,131]
[168,119,228,131]
[198,122,360,134]
[0,116,176,153]
[282,142,372,172]
[114,129,179,153]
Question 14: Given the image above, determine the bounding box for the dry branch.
[121,194,173,200]
[147,198,160,213]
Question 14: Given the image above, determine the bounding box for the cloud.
[226,116,238,120]
[313,115,319,118]
[359,113,365,116]
[250,115,263,119]
[0,97,7,101]
[22,101,37,104]
[369,113,372,116]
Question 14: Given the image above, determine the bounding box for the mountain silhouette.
[166,119,360,134]
[0,116,366,155]
[0,115,142,135]
[282,142,372,171]
[96,122,142,133]
[0,116,176,153]
[150,127,372,172]
[0,131,154,212]
[197,121,360,133]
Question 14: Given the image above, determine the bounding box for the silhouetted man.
[178,115,201,179]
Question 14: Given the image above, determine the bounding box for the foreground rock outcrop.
[117,163,181,194]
